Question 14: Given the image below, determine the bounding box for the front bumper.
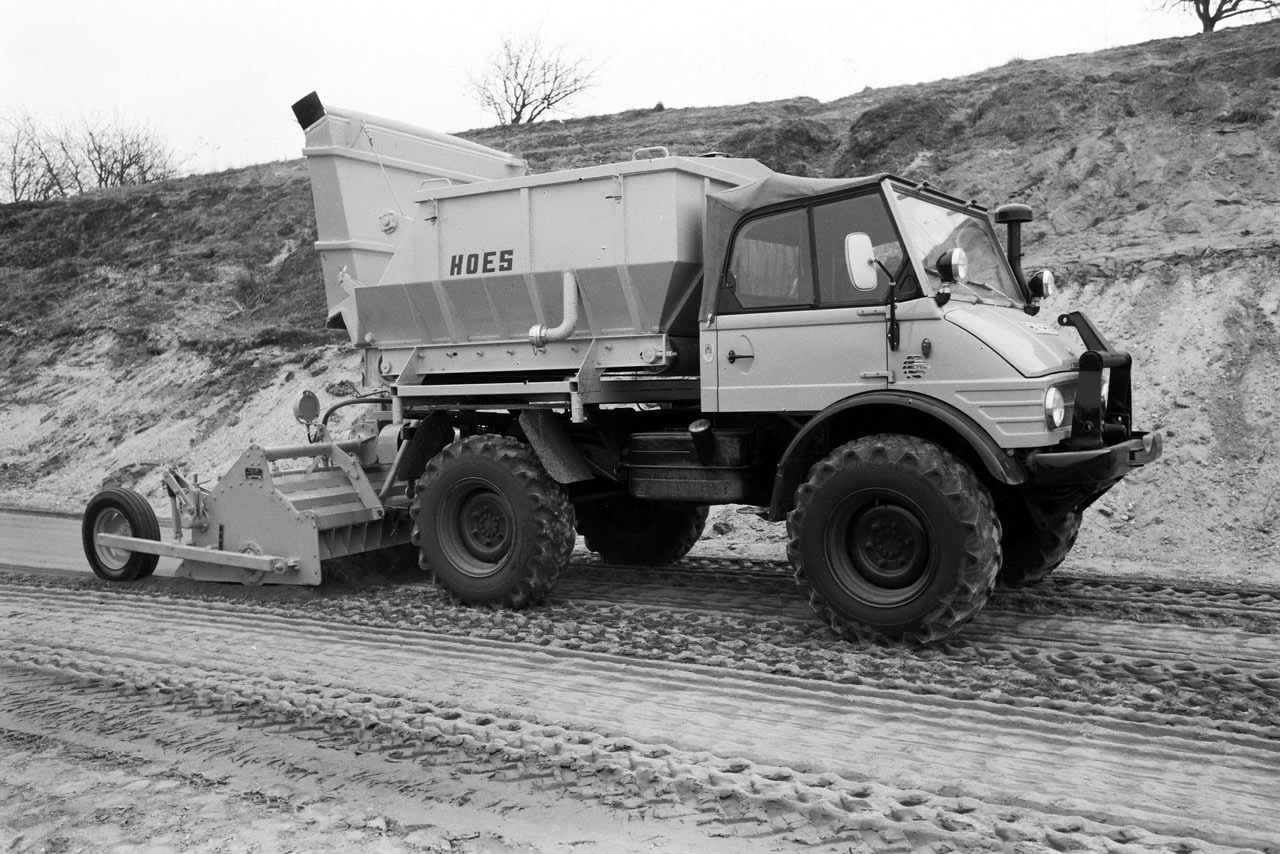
[1024,430,1163,487]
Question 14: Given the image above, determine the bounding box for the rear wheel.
[998,508,1082,587]
[575,497,708,566]
[81,487,160,582]
[411,434,574,607]
[787,435,1001,646]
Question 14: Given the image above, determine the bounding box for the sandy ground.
[2,510,1279,853]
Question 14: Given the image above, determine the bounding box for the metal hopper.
[292,94,770,391]
[291,92,530,329]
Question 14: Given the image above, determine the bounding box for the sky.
[0,0,1226,174]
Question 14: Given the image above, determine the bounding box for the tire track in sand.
[564,556,1280,629]
[3,582,1277,852]
[7,572,1280,737]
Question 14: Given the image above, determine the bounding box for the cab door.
[705,195,904,413]
[712,309,888,412]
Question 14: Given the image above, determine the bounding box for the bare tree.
[79,111,179,188]
[1164,0,1280,32]
[468,31,597,125]
[0,119,35,202]
[0,109,179,203]
[0,112,78,201]
[1,115,40,202]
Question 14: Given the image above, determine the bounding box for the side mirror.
[843,233,879,292]
[723,269,737,291]
[1029,269,1056,299]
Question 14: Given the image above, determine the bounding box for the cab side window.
[719,208,814,313]
[811,194,910,306]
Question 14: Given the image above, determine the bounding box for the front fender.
[768,390,1026,520]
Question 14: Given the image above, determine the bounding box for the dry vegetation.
[2,21,1280,574]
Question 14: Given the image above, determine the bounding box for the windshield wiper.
[964,279,1015,303]
[925,267,1016,305]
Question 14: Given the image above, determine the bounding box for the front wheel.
[786,435,1001,646]
[574,497,708,566]
[411,434,574,608]
[81,487,161,581]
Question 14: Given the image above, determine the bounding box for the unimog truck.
[81,93,1161,644]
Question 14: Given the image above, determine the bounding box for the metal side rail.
[94,534,298,574]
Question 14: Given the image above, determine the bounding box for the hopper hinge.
[605,175,622,202]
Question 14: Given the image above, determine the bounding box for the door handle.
[727,350,754,364]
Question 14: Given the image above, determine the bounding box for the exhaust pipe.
[994,203,1032,294]
[529,271,579,347]
[995,203,1045,314]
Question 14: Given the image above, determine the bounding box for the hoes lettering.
[449,250,514,276]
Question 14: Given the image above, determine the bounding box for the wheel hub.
[93,508,134,571]
[450,490,512,570]
[466,497,507,550]
[849,504,928,589]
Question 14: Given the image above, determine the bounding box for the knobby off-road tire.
[786,434,1001,646]
[997,508,1082,587]
[574,497,709,566]
[81,487,161,582]
[411,434,575,608]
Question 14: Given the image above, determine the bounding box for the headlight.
[1045,386,1066,429]
[936,248,968,284]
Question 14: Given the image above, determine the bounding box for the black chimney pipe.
[994,203,1034,307]
[291,92,325,131]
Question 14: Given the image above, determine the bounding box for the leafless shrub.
[231,268,270,311]
[0,109,180,203]
[79,111,179,189]
[0,112,77,201]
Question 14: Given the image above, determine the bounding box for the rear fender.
[398,412,453,485]
[519,409,594,484]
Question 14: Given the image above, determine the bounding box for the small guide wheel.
[81,487,161,582]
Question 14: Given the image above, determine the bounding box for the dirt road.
[2,514,1278,852]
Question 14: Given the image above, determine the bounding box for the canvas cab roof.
[701,171,887,319]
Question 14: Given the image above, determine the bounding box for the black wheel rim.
[438,478,514,577]
[826,490,934,606]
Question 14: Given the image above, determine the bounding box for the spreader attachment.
[83,425,413,586]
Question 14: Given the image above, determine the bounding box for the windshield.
[893,191,1024,306]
